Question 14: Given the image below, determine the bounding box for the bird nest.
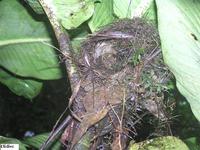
[64,18,173,149]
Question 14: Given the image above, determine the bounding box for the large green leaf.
[128,136,189,150]
[0,0,62,80]
[113,0,139,18]
[42,0,95,30]
[23,133,61,150]
[0,136,27,150]
[26,0,95,30]
[0,69,42,99]
[88,0,115,32]
[113,0,155,20]
[156,0,200,121]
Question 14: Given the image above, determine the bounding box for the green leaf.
[143,1,157,23]
[88,0,115,32]
[26,0,95,30]
[23,133,62,150]
[184,137,200,150]
[48,0,95,30]
[0,69,42,99]
[128,136,189,150]
[25,0,44,14]
[156,0,200,121]
[0,0,62,80]
[0,136,27,150]
[113,0,155,20]
[113,0,139,18]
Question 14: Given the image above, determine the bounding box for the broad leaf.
[113,0,139,18]
[113,0,156,20]
[0,69,42,99]
[0,0,62,80]
[88,0,115,32]
[26,0,95,30]
[128,136,189,150]
[41,0,95,30]
[0,136,27,150]
[156,0,200,121]
[23,133,62,150]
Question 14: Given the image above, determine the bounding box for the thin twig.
[109,88,127,150]
[40,116,72,150]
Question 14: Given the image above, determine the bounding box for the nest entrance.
[64,18,172,149]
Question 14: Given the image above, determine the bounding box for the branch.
[38,0,80,89]
[38,0,81,149]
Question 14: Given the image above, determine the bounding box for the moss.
[128,136,189,150]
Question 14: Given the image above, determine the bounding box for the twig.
[40,116,72,150]
[38,0,82,149]
[38,0,80,88]
[110,88,127,150]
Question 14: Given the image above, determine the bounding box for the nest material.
[66,18,173,149]
[80,18,159,76]
[78,18,171,118]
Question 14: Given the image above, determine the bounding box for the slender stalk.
[38,1,81,149]
[38,0,80,89]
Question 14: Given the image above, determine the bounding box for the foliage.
[0,136,27,150]
[156,0,200,121]
[23,133,62,150]
[88,0,115,32]
[0,0,62,99]
[0,70,42,99]
[0,0,200,149]
[0,133,62,150]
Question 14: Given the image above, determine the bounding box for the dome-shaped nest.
[65,18,173,149]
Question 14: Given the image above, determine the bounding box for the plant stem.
[38,1,81,149]
[38,0,80,89]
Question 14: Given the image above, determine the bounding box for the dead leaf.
[70,106,110,148]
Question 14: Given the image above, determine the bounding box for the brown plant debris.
[62,18,173,150]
